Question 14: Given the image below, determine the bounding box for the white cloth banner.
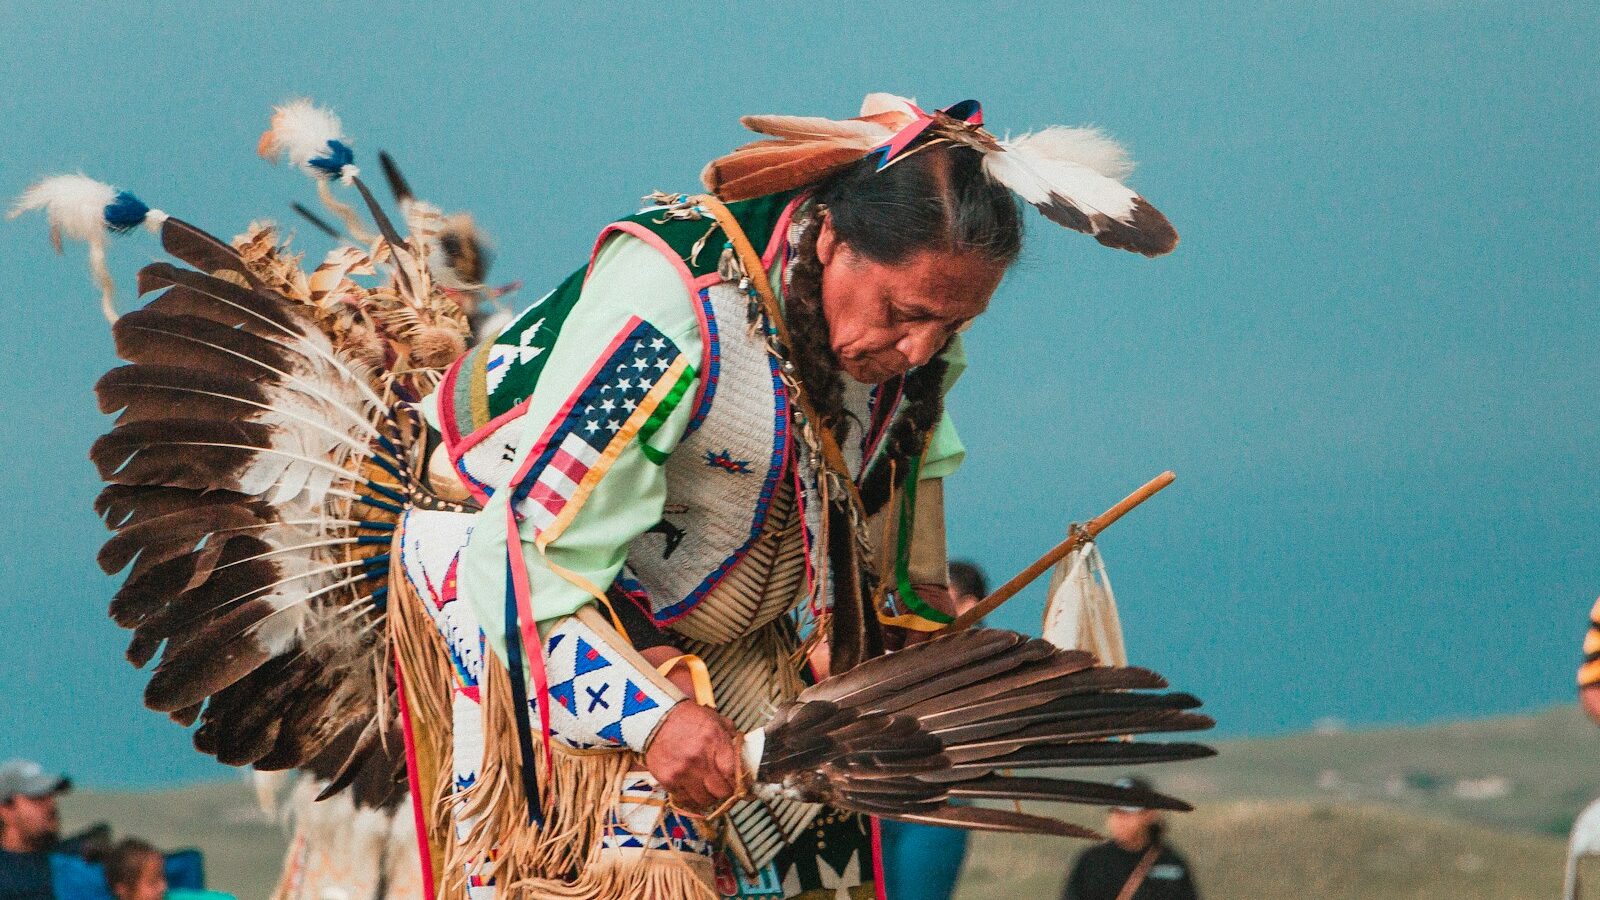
[1040,540,1127,666]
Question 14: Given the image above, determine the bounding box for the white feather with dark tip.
[984,133,1179,257]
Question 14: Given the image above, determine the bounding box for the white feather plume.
[8,173,166,322]
[1007,126,1134,180]
[8,173,117,248]
[260,98,360,183]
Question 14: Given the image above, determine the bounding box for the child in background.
[100,840,233,900]
[102,841,164,900]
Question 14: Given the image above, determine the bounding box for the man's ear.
[815,213,839,266]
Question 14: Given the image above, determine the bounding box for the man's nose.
[896,331,940,368]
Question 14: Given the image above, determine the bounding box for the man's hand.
[644,701,743,811]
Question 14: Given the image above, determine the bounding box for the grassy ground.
[959,801,1566,899]
[1156,704,1600,836]
[55,705,1599,899]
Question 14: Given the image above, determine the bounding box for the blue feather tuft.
[102,191,151,232]
[308,139,355,178]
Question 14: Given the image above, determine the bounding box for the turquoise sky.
[0,3,1594,787]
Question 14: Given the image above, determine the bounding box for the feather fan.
[744,628,1213,836]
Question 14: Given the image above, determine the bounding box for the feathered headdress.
[259,101,516,339]
[702,93,1179,257]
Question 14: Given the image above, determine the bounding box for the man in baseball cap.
[1062,776,1201,900]
[1,759,71,900]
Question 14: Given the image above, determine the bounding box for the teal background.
[0,2,1594,786]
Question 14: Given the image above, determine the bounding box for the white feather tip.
[10,174,116,245]
[860,92,919,118]
[8,173,165,248]
[1008,127,1135,180]
[9,173,164,321]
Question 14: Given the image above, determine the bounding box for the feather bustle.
[138,263,305,334]
[157,218,261,287]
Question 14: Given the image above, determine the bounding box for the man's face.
[1106,807,1157,850]
[1,793,61,850]
[815,217,1003,385]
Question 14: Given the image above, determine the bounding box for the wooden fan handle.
[942,471,1175,633]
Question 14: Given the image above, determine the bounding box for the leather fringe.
[388,566,459,896]
[503,854,718,900]
[392,561,720,899]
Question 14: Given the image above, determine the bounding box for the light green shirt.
[423,232,964,666]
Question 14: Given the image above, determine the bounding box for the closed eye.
[890,297,943,325]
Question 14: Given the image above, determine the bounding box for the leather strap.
[1116,844,1163,900]
[655,654,716,707]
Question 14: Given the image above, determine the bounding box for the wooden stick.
[942,471,1176,632]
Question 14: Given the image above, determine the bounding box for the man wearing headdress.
[27,92,1196,900]
[389,93,1181,899]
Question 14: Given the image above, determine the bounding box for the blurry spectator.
[61,839,233,900]
[0,759,71,900]
[1580,596,1600,725]
[101,842,163,900]
[878,561,987,900]
[1063,776,1199,900]
[945,561,988,626]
